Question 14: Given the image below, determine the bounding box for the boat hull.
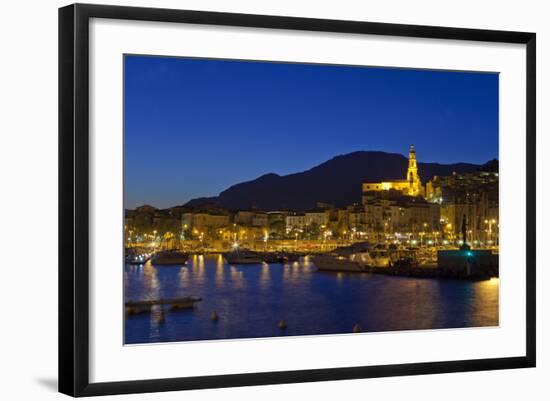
[223,250,264,265]
[224,257,263,265]
[151,251,189,265]
[312,254,367,272]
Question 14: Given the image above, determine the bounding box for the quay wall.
[437,249,498,277]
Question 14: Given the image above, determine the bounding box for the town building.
[304,210,328,227]
[363,193,440,237]
[264,211,287,238]
[251,212,268,227]
[347,205,366,231]
[427,170,498,244]
[235,211,255,226]
[267,211,287,224]
[285,213,306,231]
[182,212,230,232]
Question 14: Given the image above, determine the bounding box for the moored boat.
[333,241,372,256]
[125,248,151,265]
[223,249,263,264]
[150,249,189,265]
[311,253,369,272]
[257,252,286,264]
[369,248,391,267]
[280,252,300,262]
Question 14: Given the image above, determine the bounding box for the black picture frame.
[59,3,536,397]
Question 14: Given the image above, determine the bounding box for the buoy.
[278,319,287,330]
[352,323,362,333]
[210,311,219,322]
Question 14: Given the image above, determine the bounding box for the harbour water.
[124,254,499,344]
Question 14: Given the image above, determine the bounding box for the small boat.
[333,241,372,256]
[258,252,285,264]
[223,249,263,265]
[280,252,300,262]
[388,248,420,268]
[312,253,369,272]
[369,249,390,267]
[392,256,418,268]
[125,296,201,315]
[125,249,150,265]
[150,249,189,265]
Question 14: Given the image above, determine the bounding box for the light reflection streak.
[259,263,271,289]
[229,266,246,289]
[215,254,225,288]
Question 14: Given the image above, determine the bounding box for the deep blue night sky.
[124,55,498,209]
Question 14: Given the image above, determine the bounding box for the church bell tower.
[407,144,421,196]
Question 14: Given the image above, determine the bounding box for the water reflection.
[215,254,225,288]
[229,266,246,289]
[142,262,160,299]
[178,265,189,290]
[259,263,270,289]
[469,277,500,327]
[194,254,205,282]
[125,254,499,344]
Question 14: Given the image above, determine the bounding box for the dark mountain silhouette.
[185,151,482,210]
[477,158,499,173]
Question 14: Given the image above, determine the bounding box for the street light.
[485,219,497,245]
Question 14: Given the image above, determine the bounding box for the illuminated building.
[426,168,498,243]
[182,212,230,231]
[362,144,424,198]
[363,195,440,235]
[285,213,306,231]
[304,211,328,227]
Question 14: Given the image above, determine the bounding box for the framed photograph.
[59,3,536,397]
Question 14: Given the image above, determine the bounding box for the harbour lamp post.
[423,222,428,245]
[445,223,453,242]
[490,219,496,244]
[182,224,189,242]
[484,219,496,244]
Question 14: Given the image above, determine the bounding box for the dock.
[125,297,202,315]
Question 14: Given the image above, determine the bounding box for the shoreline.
[128,252,498,281]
